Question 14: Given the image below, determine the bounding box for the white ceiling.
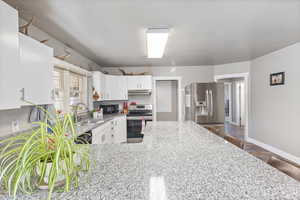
[5,0,300,67]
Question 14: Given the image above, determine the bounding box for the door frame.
[152,77,182,122]
[214,73,249,139]
[224,82,232,123]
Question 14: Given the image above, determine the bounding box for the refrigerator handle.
[206,89,209,115]
[210,90,213,116]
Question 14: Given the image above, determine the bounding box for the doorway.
[214,73,249,139]
[156,80,178,121]
[153,77,182,122]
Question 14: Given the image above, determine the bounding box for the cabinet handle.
[20,88,25,101]
[51,89,55,100]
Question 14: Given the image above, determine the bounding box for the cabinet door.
[92,71,106,101]
[92,126,101,144]
[114,76,128,100]
[19,34,54,105]
[140,76,152,90]
[127,76,140,90]
[127,76,152,90]
[114,116,127,143]
[92,122,109,144]
[93,71,105,101]
[104,75,115,101]
[107,120,115,144]
[0,2,20,110]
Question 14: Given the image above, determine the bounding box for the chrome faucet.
[73,102,89,124]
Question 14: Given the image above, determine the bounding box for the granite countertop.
[0,113,126,140]
[1,121,300,200]
[76,113,126,134]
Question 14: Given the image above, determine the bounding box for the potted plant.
[0,105,90,200]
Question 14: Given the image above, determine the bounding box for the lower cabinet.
[113,115,127,143]
[92,115,127,144]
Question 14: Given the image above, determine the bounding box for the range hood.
[128,89,152,96]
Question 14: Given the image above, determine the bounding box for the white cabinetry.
[19,34,54,105]
[113,115,127,143]
[92,121,111,144]
[92,115,127,144]
[92,72,128,101]
[0,1,20,110]
[115,76,128,100]
[92,71,105,101]
[104,75,115,101]
[127,76,152,90]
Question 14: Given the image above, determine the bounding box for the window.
[53,68,64,114]
[69,72,86,112]
[52,67,88,114]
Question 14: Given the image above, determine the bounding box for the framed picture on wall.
[270,72,285,86]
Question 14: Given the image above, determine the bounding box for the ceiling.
[4,0,300,67]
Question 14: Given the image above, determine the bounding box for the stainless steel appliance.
[128,90,152,96]
[127,104,152,138]
[185,82,225,124]
[99,104,119,114]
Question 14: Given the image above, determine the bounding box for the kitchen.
[1,0,300,199]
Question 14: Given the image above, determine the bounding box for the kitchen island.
[1,121,300,200]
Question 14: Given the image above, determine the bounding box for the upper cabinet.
[92,71,106,101]
[0,2,20,110]
[114,76,128,100]
[19,33,54,105]
[127,75,152,90]
[92,72,128,101]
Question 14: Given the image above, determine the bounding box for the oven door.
[127,119,143,138]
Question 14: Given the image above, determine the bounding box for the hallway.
[204,122,245,140]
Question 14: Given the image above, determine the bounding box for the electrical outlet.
[11,120,20,132]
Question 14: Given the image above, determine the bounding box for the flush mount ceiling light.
[147,28,169,58]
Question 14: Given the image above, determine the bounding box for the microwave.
[100,104,119,114]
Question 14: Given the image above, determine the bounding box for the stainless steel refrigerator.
[185,82,225,124]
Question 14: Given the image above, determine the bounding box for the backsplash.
[0,106,33,137]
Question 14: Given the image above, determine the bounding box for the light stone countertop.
[1,121,300,200]
[0,113,126,140]
[76,113,126,134]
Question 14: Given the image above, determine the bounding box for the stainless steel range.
[127,104,152,138]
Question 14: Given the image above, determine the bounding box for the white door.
[0,2,20,110]
[19,34,54,105]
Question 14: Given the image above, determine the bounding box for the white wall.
[0,106,33,137]
[250,43,300,158]
[19,18,101,71]
[214,61,250,76]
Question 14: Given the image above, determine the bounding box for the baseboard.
[229,121,239,126]
[246,137,300,165]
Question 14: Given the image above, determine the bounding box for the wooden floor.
[203,122,300,182]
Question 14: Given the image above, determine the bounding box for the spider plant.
[0,104,90,200]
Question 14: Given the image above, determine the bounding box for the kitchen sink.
[77,119,104,127]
